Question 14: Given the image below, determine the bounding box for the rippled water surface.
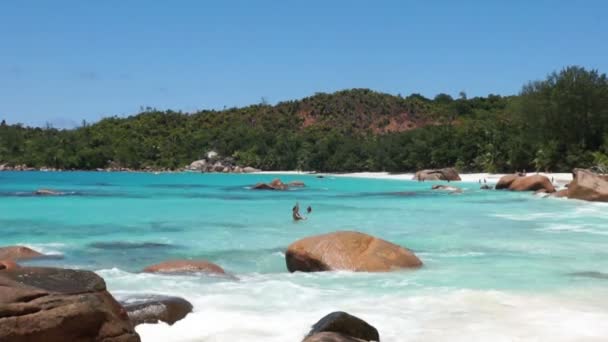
[2,171,608,341]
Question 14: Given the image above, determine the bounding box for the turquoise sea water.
[2,171,608,341]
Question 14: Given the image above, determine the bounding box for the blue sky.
[1,1,607,127]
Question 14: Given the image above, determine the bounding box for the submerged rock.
[34,188,64,196]
[413,168,461,181]
[480,184,492,190]
[143,259,226,275]
[567,169,608,202]
[568,271,608,280]
[289,180,306,187]
[90,241,172,250]
[286,231,422,272]
[119,295,193,326]
[0,245,44,261]
[303,311,379,342]
[431,184,463,193]
[252,178,289,190]
[0,266,140,342]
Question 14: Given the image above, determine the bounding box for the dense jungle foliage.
[1,66,607,173]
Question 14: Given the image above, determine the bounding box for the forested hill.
[1,66,608,173]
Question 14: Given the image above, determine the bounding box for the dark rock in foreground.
[567,168,608,202]
[143,259,226,275]
[120,295,193,326]
[286,231,422,272]
[0,266,139,342]
[303,311,379,342]
[413,168,461,181]
[0,245,44,261]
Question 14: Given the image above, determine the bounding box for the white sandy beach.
[256,171,573,185]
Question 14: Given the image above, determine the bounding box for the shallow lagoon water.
[2,172,608,341]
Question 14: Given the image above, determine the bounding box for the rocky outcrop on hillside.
[186,152,260,173]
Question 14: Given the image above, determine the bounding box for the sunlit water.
[2,171,608,341]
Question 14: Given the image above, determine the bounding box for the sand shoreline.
[255,171,573,185]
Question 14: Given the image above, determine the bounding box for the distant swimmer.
[484,178,487,184]
[307,205,312,214]
[292,202,306,221]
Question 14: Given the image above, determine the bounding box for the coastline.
[255,171,574,185]
[0,167,574,186]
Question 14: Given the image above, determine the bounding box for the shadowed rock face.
[0,246,43,261]
[567,169,608,202]
[120,295,193,326]
[286,231,422,272]
[303,311,379,342]
[142,260,226,275]
[0,266,140,342]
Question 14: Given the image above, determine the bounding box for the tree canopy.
[1,66,607,173]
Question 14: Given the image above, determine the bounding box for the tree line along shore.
[0,66,607,174]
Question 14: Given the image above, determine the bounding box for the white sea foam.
[131,285,608,342]
[95,268,608,342]
[539,223,608,236]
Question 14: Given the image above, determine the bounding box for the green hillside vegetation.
[1,66,607,173]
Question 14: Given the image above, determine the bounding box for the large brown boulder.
[568,169,608,202]
[0,266,140,342]
[143,259,226,275]
[413,168,461,181]
[0,246,43,261]
[120,295,193,326]
[495,174,521,190]
[509,175,555,193]
[286,231,422,272]
[303,311,379,342]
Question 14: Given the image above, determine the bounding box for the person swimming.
[292,202,305,221]
[307,205,312,214]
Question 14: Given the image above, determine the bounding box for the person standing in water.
[293,202,305,221]
[307,205,312,214]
